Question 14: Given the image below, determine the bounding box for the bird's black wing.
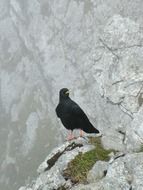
[55,104,61,118]
[69,100,99,133]
[69,101,89,121]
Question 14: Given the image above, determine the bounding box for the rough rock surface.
[19,138,143,190]
[18,13,143,190]
[19,138,95,190]
[87,161,108,183]
[73,152,143,190]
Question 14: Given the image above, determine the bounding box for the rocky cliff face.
[1,0,143,190]
[19,136,143,190]
[18,11,143,190]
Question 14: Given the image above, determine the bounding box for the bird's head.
[59,88,70,100]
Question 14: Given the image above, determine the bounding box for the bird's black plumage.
[56,88,99,134]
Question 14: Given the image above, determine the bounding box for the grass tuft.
[63,137,115,184]
[138,143,143,152]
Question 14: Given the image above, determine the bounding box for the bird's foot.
[67,130,76,141]
[67,136,76,141]
[79,129,84,138]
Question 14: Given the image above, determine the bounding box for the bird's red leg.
[67,130,74,141]
[80,129,84,137]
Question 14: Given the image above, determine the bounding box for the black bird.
[55,88,99,140]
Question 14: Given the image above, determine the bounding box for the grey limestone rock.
[125,106,143,151]
[87,161,108,183]
[73,152,143,190]
[101,129,125,151]
[18,13,143,190]
[19,138,94,190]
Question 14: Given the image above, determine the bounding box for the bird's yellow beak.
[65,90,69,94]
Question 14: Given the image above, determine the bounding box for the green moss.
[138,144,143,152]
[138,93,143,107]
[57,185,67,190]
[63,137,115,184]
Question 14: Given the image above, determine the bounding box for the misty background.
[1,0,143,190]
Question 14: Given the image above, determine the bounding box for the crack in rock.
[119,104,134,119]
[106,97,124,105]
[45,143,83,171]
[103,170,107,177]
[112,80,124,86]
[114,153,126,161]
[118,130,126,144]
[109,153,126,164]
[99,37,143,52]
[99,38,120,59]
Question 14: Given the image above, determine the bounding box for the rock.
[19,188,32,190]
[96,14,143,116]
[101,15,143,49]
[102,152,143,190]
[101,129,125,151]
[87,161,108,183]
[19,138,94,190]
[18,136,143,190]
[38,137,93,174]
[18,13,143,189]
[71,183,103,190]
[73,152,143,190]
[125,106,143,151]
[18,187,27,190]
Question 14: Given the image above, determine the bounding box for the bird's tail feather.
[83,123,99,134]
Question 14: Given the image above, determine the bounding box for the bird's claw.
[67,136,77,141]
